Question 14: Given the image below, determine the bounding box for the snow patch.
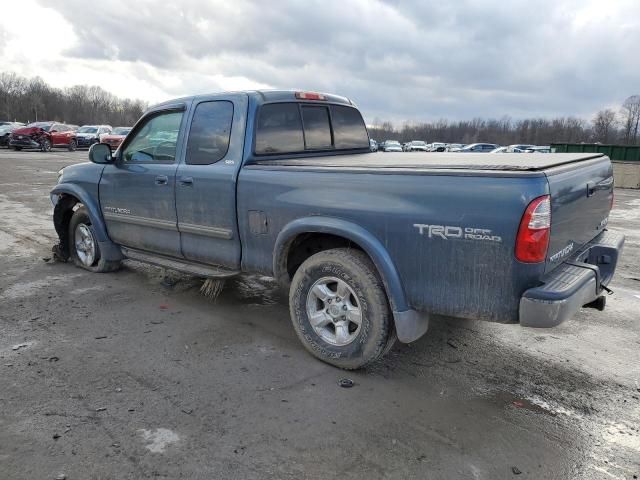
[138,428,180,453]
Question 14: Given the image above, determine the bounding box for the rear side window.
[186,101,234,165]
[330,105,369,149]
[255,103,304,154]
[301,106,332,149]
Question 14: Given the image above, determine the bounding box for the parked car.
[51,90,623,369]
[457,143,499,153]
[446,143,465,151]
[369,139,378,152]
[9,122,77,151]
[404,141,428,152]
[75,125,112,148]
[381,140,403,152]
[490,147,508,153]
[428,142,447,152]
[524,146,552,153]
[100,127,132,150]
[506,144,536,152]
[0,122,25,147]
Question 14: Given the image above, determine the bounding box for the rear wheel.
[68,206,120,273]
[68,139,77,151]
[289,248,394,369]
[13,146,22,151]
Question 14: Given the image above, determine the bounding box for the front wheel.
[68,206,120,273]
[289,248,395,369]
[68,139,77,151]
[40,138,51,152]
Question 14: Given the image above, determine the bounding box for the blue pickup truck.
[51,90,624,369]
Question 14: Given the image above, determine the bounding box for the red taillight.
[609,190,614,211]
[515,195,551,263]
[295,91,326,101]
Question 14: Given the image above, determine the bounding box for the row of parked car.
[0,121,132,152]
[370,139,551,153]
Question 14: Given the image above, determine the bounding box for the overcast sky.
[1,0,639,123]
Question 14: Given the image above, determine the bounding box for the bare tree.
[620,95,640,145]
[592,109,618,143]
[0,71,148,126]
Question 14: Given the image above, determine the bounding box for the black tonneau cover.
[255,152,605,172]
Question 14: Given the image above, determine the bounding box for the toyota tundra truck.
[50,90,624,369]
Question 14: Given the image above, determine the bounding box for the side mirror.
[89,143,114,164]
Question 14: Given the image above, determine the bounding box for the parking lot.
[0,149,638,479]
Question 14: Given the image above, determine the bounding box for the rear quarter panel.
[237,167,550,322]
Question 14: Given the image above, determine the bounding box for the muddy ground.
[0,149,638,480]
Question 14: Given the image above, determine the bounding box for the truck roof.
[151,90,354,110]
[257,152,607,172]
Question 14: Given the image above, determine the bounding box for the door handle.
[155,175,168,185]
[179,177,194,186]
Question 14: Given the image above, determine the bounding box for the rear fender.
[274,216,408,311]
[274,217,428,343]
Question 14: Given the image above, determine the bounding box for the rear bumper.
[519,230,625,328]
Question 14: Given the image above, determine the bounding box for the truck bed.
[254,152,605,172]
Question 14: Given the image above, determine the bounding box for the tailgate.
[545,155,614,273]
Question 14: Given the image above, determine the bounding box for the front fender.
[51,183,122,261]
[274,216,409,311]
[52,183,108,242]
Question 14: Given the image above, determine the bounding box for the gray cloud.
[39,0,640,123]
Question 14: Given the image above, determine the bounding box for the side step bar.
[121,247,239,279]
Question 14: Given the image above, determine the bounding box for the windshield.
[78,127,98,133]
[387,141,400,145]
[412,141,426,146]
[113,127,131,135]
[27,122,52,131]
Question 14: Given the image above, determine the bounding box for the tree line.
[0,72,148,127]
[370,96,640,146]
[2,70,639,145]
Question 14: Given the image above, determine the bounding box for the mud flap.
[393,310,429,343]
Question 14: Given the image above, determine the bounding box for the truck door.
[175,95,246,268]
[99,107,186,257]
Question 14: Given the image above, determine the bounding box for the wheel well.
[284,233,364,280]
[52,194,81,260]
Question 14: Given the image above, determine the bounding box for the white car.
[76,125,112,148]
[404,141,429,152]
[428,142,447,152]
[381,140,403,152]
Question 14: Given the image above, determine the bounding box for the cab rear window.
[255,102,368,155]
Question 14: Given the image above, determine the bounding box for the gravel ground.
[0,149,638,480]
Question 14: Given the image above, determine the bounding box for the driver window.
[123,111,183,163]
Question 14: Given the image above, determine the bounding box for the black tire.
[13,146,22,151]
[68,206,120,273]
[68,139,77,151]
[289,248,394,369]
[40,138,51,152]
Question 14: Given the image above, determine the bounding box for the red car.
[100,126,132,150]
[9,122,77,152]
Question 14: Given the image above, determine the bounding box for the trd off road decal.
[413,224,502,243]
